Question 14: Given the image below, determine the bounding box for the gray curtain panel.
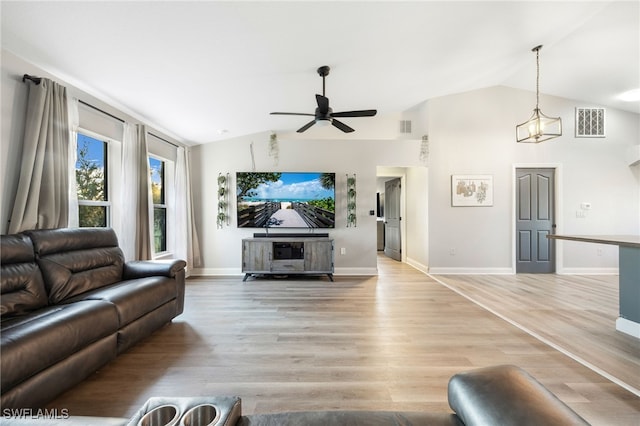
[9,79,69,233]
[135,124,153,260]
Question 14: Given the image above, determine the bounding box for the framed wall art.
[451,175,493,207]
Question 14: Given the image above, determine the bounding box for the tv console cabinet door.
[243,240,271,272]
[304,240,334,273]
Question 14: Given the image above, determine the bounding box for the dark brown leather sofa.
[0,227,186,409]
[0,365,590,425]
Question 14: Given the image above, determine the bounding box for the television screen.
[236,172,335,228]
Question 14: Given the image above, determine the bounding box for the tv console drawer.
[271,259,305,272]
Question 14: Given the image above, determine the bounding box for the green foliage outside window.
[79,205,107,227]
[153,207,166,253]
[149,157,166,253]
[76,134,107,227]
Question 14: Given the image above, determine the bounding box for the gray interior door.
[516,168,556,273]
[384,178,401,261]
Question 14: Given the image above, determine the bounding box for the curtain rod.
[78,100,125,124]
[80,103,180,148]
[149,132,179,148]
[23,73,180,148]
[22,74,42,85]
[23,76,124,125]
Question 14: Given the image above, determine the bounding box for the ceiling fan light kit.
[516,45,562,143]
[271,65,377,133]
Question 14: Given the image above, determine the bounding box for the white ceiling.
[2,1,638,145]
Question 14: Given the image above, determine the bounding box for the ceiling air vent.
[575,107,605,138]
[399,120,412,134]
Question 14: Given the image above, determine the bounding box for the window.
[76,133,109,227]
[149,156,167,254]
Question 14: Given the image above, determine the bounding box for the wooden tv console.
[242,235,334,281]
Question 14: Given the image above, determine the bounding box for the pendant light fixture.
[516,45,562,143]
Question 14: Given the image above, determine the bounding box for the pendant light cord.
[533,45,542,111]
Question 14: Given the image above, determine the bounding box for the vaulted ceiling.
[2,1,638,145]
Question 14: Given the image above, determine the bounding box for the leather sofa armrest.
[123,259,186,279]
[448,365,590,426]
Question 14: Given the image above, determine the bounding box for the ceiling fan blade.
[331,119,355,133]
[315,94,330,113]
[297,119,317,133]
[332,109,377,118]
[271,112,315,116]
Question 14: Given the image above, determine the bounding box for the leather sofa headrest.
[25,228,119,256]
[1,234,35,264]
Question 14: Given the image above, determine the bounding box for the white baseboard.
[190,268,242,276]
[428,267,514,275]
[334,267,377,276]
[406,257,429,274]
[616,317,640,339]
[190,266,618,277]
[557,267,618,275]
[190,267,377,277]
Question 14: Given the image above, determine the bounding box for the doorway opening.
[376,166,429,273]
[376,171,405,262]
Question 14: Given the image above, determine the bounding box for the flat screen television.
[236,172,335,228]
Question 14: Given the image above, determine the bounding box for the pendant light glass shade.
[516,45,562,143]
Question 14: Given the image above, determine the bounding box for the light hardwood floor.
[47,255,640,425]
[432,272,640,397]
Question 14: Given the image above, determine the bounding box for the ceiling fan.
[270,65,377,133]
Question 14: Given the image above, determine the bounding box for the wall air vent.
[575,107,605,138]
[399,120,412,134]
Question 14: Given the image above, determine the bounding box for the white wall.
[426,86,640,273]
[189,130,426,275]
[405,166,429,272]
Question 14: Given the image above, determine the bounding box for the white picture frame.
[451,175,493,207]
